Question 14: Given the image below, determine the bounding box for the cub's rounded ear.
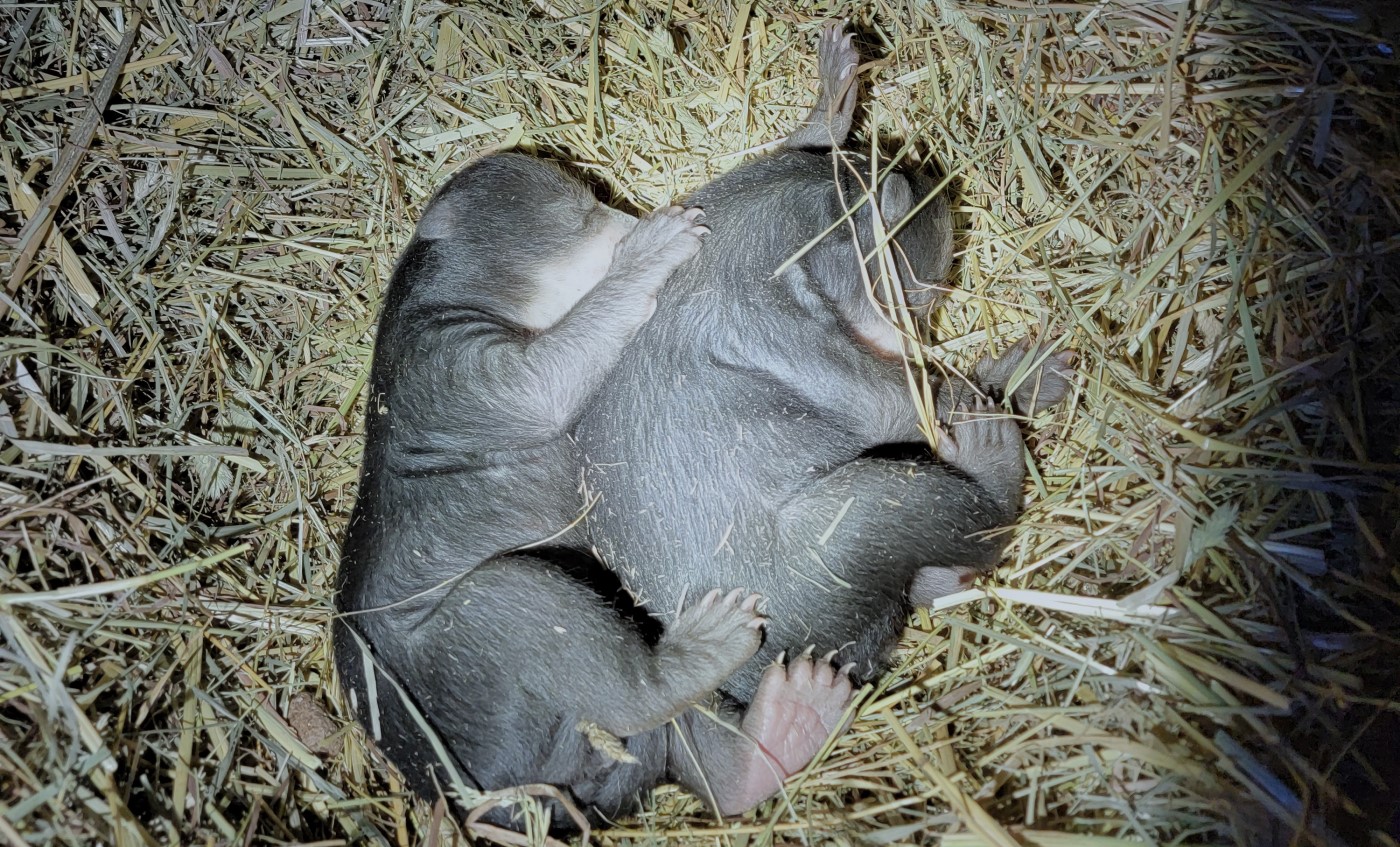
[878,173,913,225]
[414,162,484,241]
[778,263,830,316]
[415,198,456,241]
[779,264,810,285]
[888,171,954,302]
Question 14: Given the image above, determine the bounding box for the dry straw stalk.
[1,1,1396,845]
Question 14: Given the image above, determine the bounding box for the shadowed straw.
[1,1,1396,845]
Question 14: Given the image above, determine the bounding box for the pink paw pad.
[742,648,855,776]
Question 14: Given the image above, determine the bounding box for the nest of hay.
[2,1,1396,844]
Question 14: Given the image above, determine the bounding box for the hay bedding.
[0,0,1395,844]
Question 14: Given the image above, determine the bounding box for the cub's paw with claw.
[938,397,1020,469]
[658,588,766,686]
[974,337,1076,415]
[741,648,856,778]
[613,205,709,280]
[815,23,859,107]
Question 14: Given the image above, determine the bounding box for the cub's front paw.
[974,337,1076,415]
[614,205,709,275]
[659,588,766,681]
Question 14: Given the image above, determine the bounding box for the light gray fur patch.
[519,208,637,330]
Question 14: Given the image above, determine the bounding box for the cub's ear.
[415,197,457,241]
[788,223,908,360]
[878,172,913,225]
[883,171,954,310]
[778,263,831,318]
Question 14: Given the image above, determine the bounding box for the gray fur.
[333,153,768,827]
[333,21,1073,831]
[574,98,1071,707]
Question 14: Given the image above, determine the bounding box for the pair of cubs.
[334,23,1073,830]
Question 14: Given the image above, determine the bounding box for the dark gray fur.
[333,154,770,825]
[574,105,1072,704]
[333,22,1072,830]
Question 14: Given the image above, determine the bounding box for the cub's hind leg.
[337,552,764,819]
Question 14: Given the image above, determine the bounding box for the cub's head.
[790,158,954,360]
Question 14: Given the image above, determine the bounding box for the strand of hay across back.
[0,1,1395,845]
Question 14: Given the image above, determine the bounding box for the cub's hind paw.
[740,649,856,777]
[974,337,1076,415]
[937,397,1020,468]
[816,23,858,97]
[936,397,1024,506]
[695,649,856,816]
